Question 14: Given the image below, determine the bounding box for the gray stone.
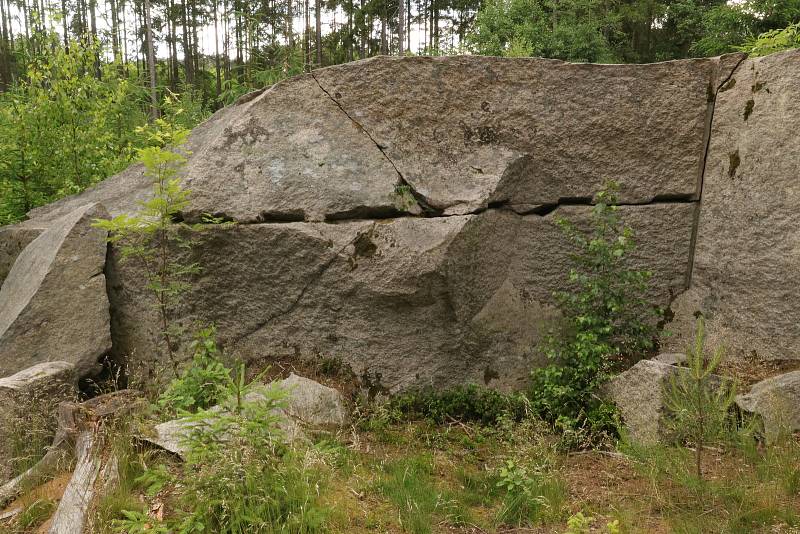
[667,49,800,361]
[736,370,800,441]
[0,226,42,287]
[27,77,411,224]
[313,55,741,214]
[112,203,694,392]
[604,360,680,444]
[0,204,111,378]
[279,373,349,426]
[0,361,76,484]
[145,375,345,457]
[27,55,742,224]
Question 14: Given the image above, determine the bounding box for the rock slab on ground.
[146,375,348,458]
[736,370,800,441]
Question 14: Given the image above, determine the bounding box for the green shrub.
[157,326,231,415]
[741,22,800,56]
[529,182,660,443]
[387,384,529,426]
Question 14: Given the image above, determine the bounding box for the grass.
[4,411,799,534]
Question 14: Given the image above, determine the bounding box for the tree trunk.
[314,0,321,66]
[143,0,159,119]
[213,0,222,102]
[181,0,193,84]
[398,0,404,55]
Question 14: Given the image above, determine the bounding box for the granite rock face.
[667,49,800,361]
[0,203,111,378]
[110,204,694,392]
[4,51,799,393]
[26,55,737,224]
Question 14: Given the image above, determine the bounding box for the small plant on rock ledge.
[529,181,661,445]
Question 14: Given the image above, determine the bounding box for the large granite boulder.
[0,203,111,378]
[110,202,694,392]
[666,49,800,361]
[27,54,741,224]
[10,51,798,392]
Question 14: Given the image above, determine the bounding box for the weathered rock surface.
[281,373,349,426]
[604,360,680,444]
[6,51,799,393]
[667,49,800,361]
[146,375,346,457]
[0,226,42,287]
[313,55,740,214]
[110,203,694,392]
[0,362,76,483]
[736,371,800,441]
[26,55,741,224]
[0,203,111,378]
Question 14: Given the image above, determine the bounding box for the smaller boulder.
[604,360,679,444]
[279,373,349,427]
[145,375,348,458]
[0,362,77,483]
[736,370,800,442]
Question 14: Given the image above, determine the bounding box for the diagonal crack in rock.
[310,71,442,217]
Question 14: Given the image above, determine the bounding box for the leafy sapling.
[94,120,196,376]
[530,181,661,443]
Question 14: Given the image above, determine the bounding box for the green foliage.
[176,383,328,533]
[93,120,197,375]
[741,21,800,56]
[491,417,567,526]
[387,384,530,425]
[529,182,659,444]
[157,326,231,415]
[0,36,147,224]
[494,458,566,526]
[564,512,620,534]
[663,317,737,479]
[0,30,211,226]
[468,0,617,62]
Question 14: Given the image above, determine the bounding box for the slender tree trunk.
[359,0,365,58]
[346,0,352,61]
[143,0,159,119]
[304,0,309,69]
[406,0,410,52]
[398,0,404,55]
[109,0,121,63]
[168,0,178,87]
[314,0,321,66]
[121,0,128,65]
[380,7,386,54]
[213,0,221,100]
[181,0,192,84]
[0,0,9,90]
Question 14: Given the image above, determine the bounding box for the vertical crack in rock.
[686,54,748,289]
[309,72,443,217]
